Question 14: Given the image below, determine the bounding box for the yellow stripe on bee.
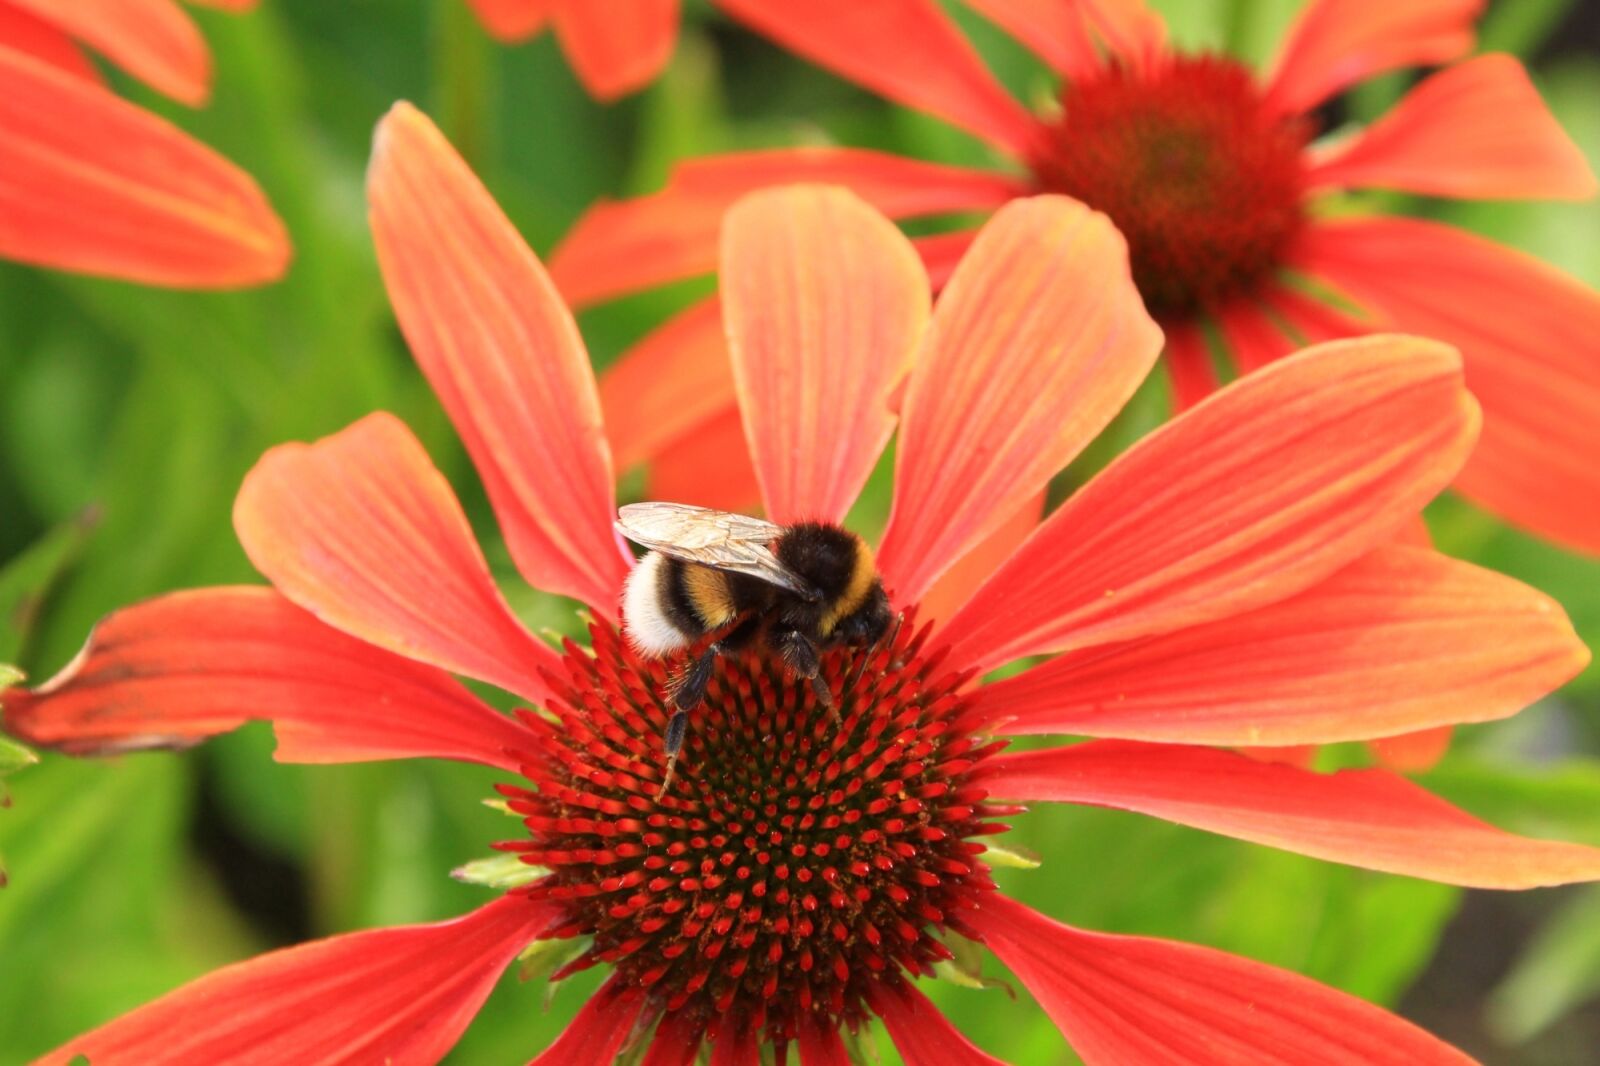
[818,535,877,637]
[684,565,739,628]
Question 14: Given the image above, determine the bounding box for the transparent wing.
[616,502,818,599]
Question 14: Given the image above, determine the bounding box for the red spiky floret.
[500,614,1012,1055]
[1032,54,1310,316]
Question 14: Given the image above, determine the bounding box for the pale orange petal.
[369,103,629,614]
[935,336,1479,673]
[233,413,563,704]
[464,0,554,40]
[878,196,1162,604]
[722,186,930,523]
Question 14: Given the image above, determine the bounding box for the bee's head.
[834,582,893,647]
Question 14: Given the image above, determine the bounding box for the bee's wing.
[616,502,819,600]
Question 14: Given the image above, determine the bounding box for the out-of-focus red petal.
[1294,217,1600,555]
[1240,744,1320,769]
[708,1022,761,1066]
[369,103,629,614]
[936,336,1478,673]
[867,980,1006,1065]
[878,197,1162,604]
[912,228,982,291]
[723,186,929,524]
[977,739,1600,887]
[1161,318,1220,413]
[0,587,539,770]
[549,149,1023,308]
[1371,726,1455,773]
[1216,297,1296,374]
[972,893,1475,1065]
[920,492,1045,628]
[0,6,100,81]
[646,407,764,513]
[35,895,555,1066]
[963,0,1099,79]
[233,413,562,704]
[0,49,288,287]
[1310,55,1596,200]
[185,0,261,10]
[1263,0,1482,117]
[464,0,553,40]
[1259,285,1372,346]
[1078,0,1168,71]
[715,0,1040,157]
[601,298,732,472]
[9,0,209,104]
[552,0,678,100]
[528,981,646,1064]
[973,545,1588,745]
[796,1013,850,1066]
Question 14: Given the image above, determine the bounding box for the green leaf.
[0,512,97,663]
[0,735,37,777]
[981,840,1041,870]
[1488,884,1600,1043]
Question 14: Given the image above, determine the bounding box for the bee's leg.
[657,708,688,800]
[771,624,836,719]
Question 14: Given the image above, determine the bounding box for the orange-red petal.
[528,981,647,1064]
[0,49,288,287]
[552,0,678,100]
[9,0,209,104]
[0,587,539,770]
[973,893,1475,1065]
[962,0,1099,79]
[972,545,1588,745]
[919,491,1046,629]
[866,979,1007,1065]
[714,0,1040,157]
[369,103,629,613]
[549,148,1023,308]
[464,0,553,40]
[934,335,1479,673]
[645,407,764,513]
[1309,54,1597,201]
[796,1014,850,1066]
[34,895,554,1065]
[878,196,1162,604]
[722,186,929,524]
[978,740,1600,888]
[0,6,99,81]
[601,297,733,472]
[1263,0,1482,117]
[1294,217,1600,555]
[1370,726,1455,773]
[1215,295,1298,374]
[233,413,563,704]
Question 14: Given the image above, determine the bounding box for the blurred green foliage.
[3,1,1600,1063]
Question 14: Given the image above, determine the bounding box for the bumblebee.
[616,502,895,790]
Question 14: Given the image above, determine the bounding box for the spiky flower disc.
[499,617,1010,1049]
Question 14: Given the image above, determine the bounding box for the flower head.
[0,1,289,286]
[4,103,1596,1065]
[549,0,1600,556]
[463,0,680,100]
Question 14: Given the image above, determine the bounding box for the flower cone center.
[500,618,1008,1047]
[1033,54,1309,316]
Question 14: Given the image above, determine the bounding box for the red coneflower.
[464,0,680,100]
[549,0,1600,555]
[0,0,290,286]
[5,103,1596,1064]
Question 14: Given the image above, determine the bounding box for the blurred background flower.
[3,1,1600,1063]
